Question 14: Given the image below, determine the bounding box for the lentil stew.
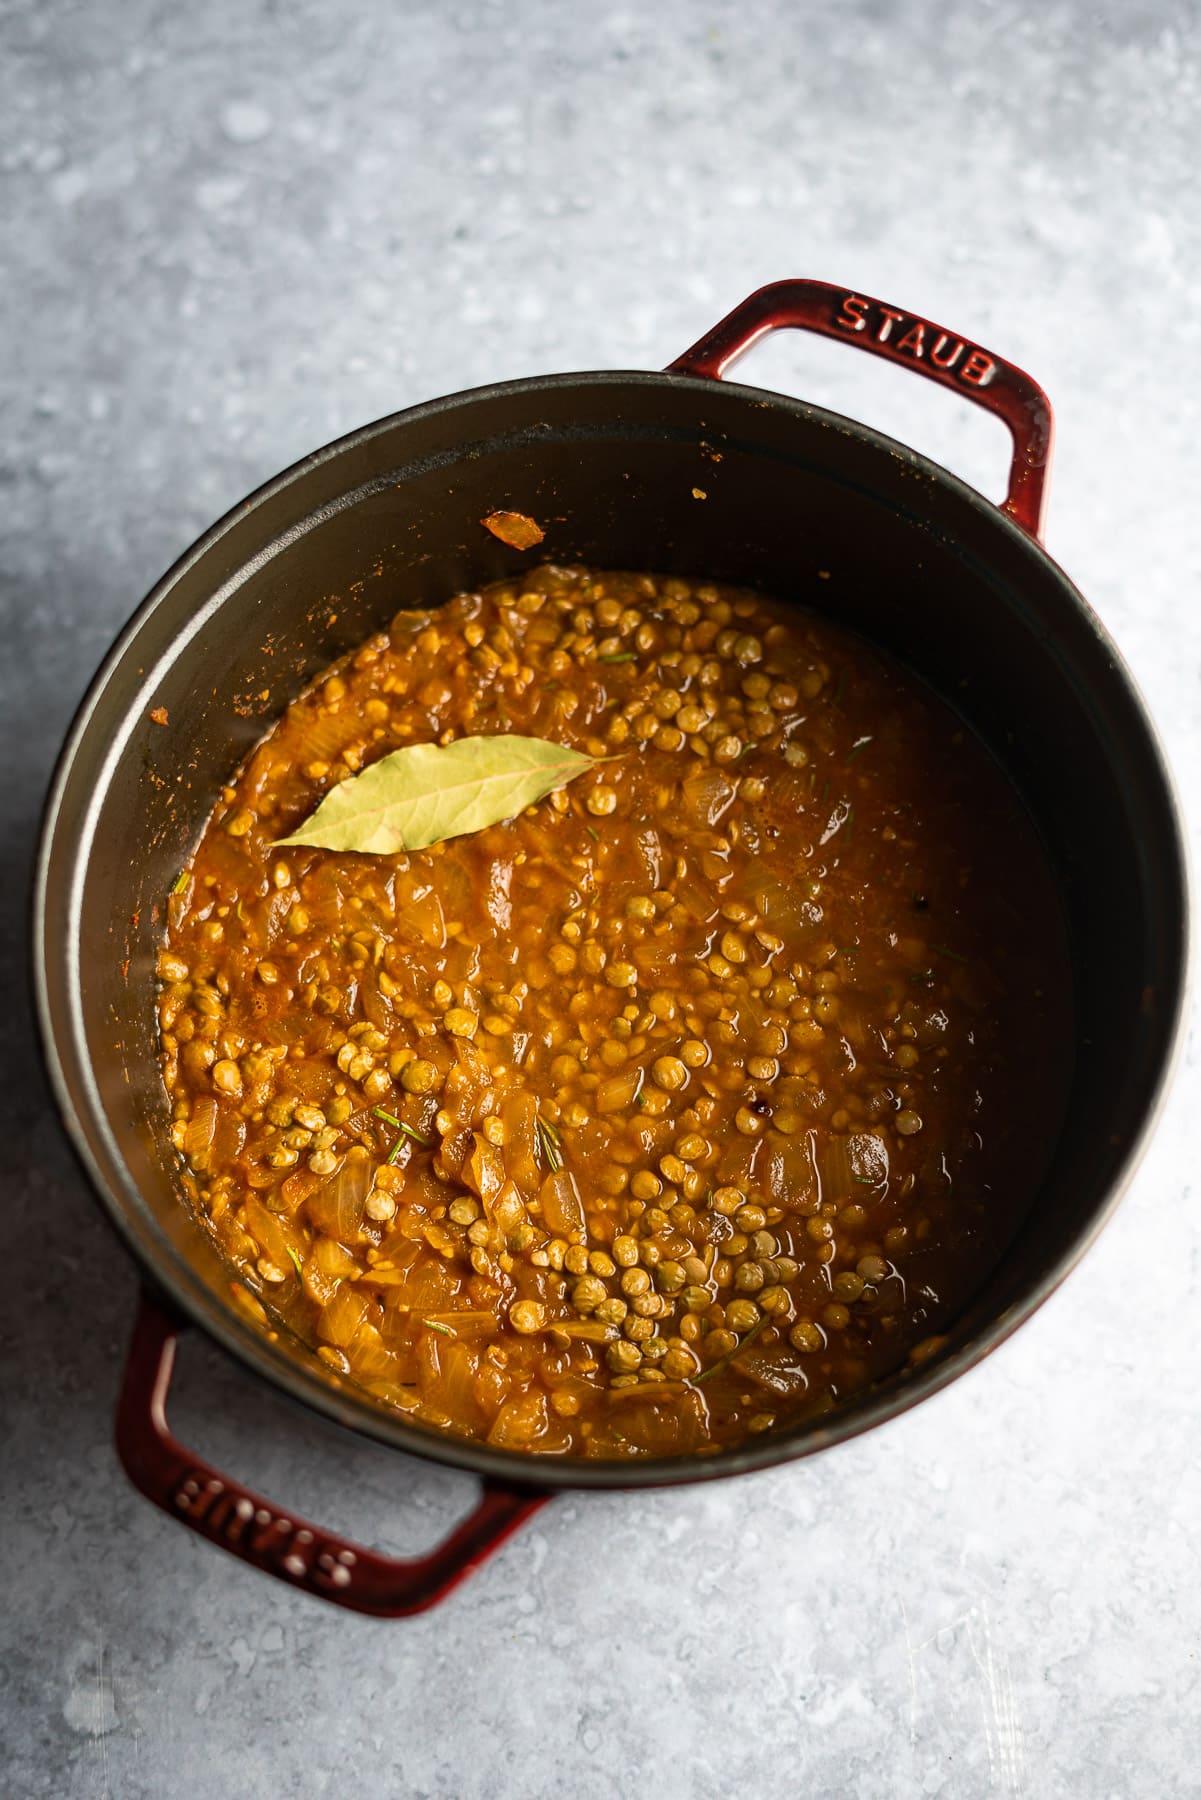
[156,564,1073,1459]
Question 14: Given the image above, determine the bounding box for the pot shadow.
[3,681,491,1581]
[162,1320,488,1557]
[7,1049,490,1570]
[7,1013,487,1580]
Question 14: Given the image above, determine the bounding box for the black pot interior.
[37,371,1187,1488]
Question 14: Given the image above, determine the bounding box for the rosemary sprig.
[694,1315,768,1383]
[374,1107,431,1148]
[536,1113,564,1173]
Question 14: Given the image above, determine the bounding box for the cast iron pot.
[35,280,1188,1615]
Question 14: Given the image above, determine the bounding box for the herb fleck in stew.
[157,566,1072,1458]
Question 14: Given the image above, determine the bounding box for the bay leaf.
[273,734,598,854]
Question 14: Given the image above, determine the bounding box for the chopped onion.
[283,1061,336,1104]
[438,1125,472,1178]
[362,1379,422,1410]
[700,849,733,887]
[367,1264,423,1288]
[598,1386,709,1455]
[405,887,447,949]
[539,1168,585,1242]
[465,1135,505,1205]
[820,1135,854,1205]
[306,1144,372,1241]
[753,875,822,933]
[360,980,394,1031]
[427,1339,482,1429]
[673,874,719,925]
[633,826,664,890]
[301,1259,341,1307]
[242,1196,300,1271]
[211,1108,245,1167]
[680,766,738,828]
[822,1131,888,1203]
[595,1072,641,1114]
[633,941,679,979]
[311,1236,361,1279]
[849,1131,889,1187]
[484,859,513,933]
[344,1332,415,1385]
[442,1041,494,1126]
[317,1283,371,1348]
[493,1179,528,1237]
[607,1380,687,1405]
[761,1133,820,1210]
[417,1329,443,1396]
[278,1167,320,1214]
[501,1090,540,1197]
[715,1131,761,1188]
[292,708,356,766]
[421,1310,496,1338]
[732,1343,810,1397]
[549,1319,615,1343]
[371,1235,422,1277]
[487,1390,552,1449]
[385,1257,457,1317]
[183,1097,218,1167]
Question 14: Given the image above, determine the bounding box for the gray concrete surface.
[3,2,1200,1795]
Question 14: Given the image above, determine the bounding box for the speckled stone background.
[3,2,1199,1795]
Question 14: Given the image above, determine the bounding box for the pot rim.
[33,365,1192,1491]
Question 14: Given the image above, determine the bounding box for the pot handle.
[115,1290,547,1617]
[668,278,1053,539]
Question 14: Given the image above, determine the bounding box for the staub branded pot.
[35,281,1187,1615]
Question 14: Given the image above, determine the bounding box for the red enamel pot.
[34,280,1188,1614]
